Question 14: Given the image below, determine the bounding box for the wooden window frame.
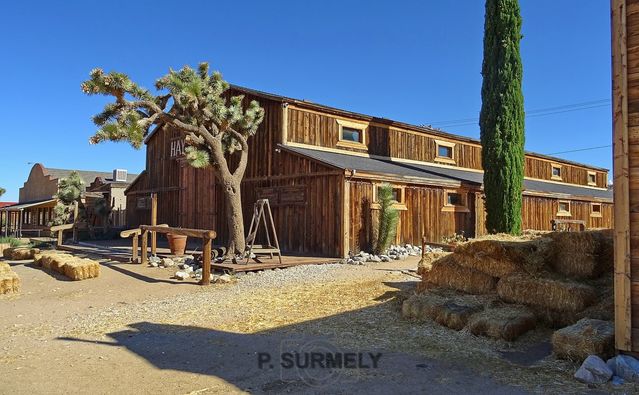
[336,119,368,149]
[435,140,456,165]
[551,164,562,181]
[591,202,603,217]
[587,171,597,186]
[442,190,469,213]
[557,200,571,217]
[372,183,407,211]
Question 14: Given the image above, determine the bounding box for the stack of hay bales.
[34,251,100,281]
[3,247,40,260]
[0,262,20,294]
[406,230,613,347]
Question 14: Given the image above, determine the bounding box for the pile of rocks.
[574,354,639,385]
[344,244,423,265]
[148,255,234,284]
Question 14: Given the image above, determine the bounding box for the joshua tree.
[82,63,264,255]
[373,184,399,255]
[0,187,5,198]
[52,171,84,226]
[479,0,525,234]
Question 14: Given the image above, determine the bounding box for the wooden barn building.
[125,86,612,258]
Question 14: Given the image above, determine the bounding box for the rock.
[399,253,409,260]
[346,258,355,265]
[174,271,190,280]
[215,274,233,284]
[615,354,639,383]
[574,355,613,384]
[612,376,624,386]
[607,357,617,376]
[352,256,366,262]
[380,255,391,262]
[368,255,382,263]
[183,265,193,273]
[149,255,161,264]
[161,258,175,267]
[149,260,159,268]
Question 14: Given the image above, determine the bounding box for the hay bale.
[0,265,20,295]
[3,247,40,260]
[62,259,100,280]
[468,305,536,341]
[453,238,551,277]
[551,318,614,361]
[497,274,597,312]
[546,230,613,279]
[402,291,484,330]
[422,255,497,294]
[417,251,451,275]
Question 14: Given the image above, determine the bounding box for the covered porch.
[0,198,57,237]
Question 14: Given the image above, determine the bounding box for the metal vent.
[113,169,128,182]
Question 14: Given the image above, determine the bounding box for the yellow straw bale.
[421,255,497,294]
[0,271,20,294]
[546,230,613,279]
[497,274,597,312]
[3,247,40,260]
[468,305,536,341]
[551,318,614,361]
[417,251,451,275]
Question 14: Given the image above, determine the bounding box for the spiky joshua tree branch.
[82,63,265,255]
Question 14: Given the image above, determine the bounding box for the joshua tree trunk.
[222,177,245,255]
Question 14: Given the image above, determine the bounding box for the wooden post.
[341,178,350,258]
[132,233,139,263]
[57,229,63,247]
[150,193,157,256]
[141,229,148,265]
[612,0,633,352]
[72,201,79,243]
[201,237,211,285]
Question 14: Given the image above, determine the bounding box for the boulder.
[174,271,190,280]
[161,258,175,267]
[574,355,613,384]
[615,355,639,383]
[215,274,233,284]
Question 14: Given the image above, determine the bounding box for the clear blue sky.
[0,0,611,202]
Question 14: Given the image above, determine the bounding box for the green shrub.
[373,184,399,255]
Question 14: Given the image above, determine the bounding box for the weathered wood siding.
[287,106,608,187]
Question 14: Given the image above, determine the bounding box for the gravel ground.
[0,256,631,394]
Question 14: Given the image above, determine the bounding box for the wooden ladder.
[244,199,282,265]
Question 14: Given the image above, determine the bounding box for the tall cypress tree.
[479,0,525,234]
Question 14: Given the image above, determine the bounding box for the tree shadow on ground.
[58,283,529,394]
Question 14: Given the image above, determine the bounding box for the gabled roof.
[281,145,613,201]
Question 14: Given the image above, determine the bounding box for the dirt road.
[0,255,610,394]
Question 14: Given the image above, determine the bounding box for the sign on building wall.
[257,185,307,206]
[170,138,186,158]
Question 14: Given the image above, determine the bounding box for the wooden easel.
[244,199,282,264]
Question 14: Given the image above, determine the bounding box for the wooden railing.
[50,223,75,247]
[120,224,217,285]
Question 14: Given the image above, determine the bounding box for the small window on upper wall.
[591,203,602,217]
[557,200,571,216]
[341,127,362,143]
[336,119,367,148]
[435,140,456,164]
[587,172,597,186]
[442,191,469,212]
[551,165,562,180]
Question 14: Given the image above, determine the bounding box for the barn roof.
[281,145,613,201]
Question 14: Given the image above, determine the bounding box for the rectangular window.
[442,191,469,212]
[591,203,602,217]
[372,184,406,210]
[341,127,362,143]
[587,172,597,186]
[557,200,571,216]
[551,165,562,180]
[375,186,403,204]
[435,140,456,164]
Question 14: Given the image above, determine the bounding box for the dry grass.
[496,274,597,312]
[0,262,20,294]
[453,237,552,277]
[546,230,613,279]
[3,247,40,260]
[468,304,537,341]
[402,291,485,330]
[417,251,450,275]
[35,251,100,281]
[421,255,497,294]
[551,318,614,362]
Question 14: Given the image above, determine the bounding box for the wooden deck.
[57,241,341,272]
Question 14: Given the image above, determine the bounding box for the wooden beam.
[612,0,633,352]
[341,178,350,258]
[140,225,216,239]
[141,229,148,265]
[120,224,168,238]
[280,102,289,144]
[150,193,157,255]
[201,237,211,285]
[132,233,139,263]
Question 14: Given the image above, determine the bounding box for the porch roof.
[280,145,613,202]
[0,198,57,211]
